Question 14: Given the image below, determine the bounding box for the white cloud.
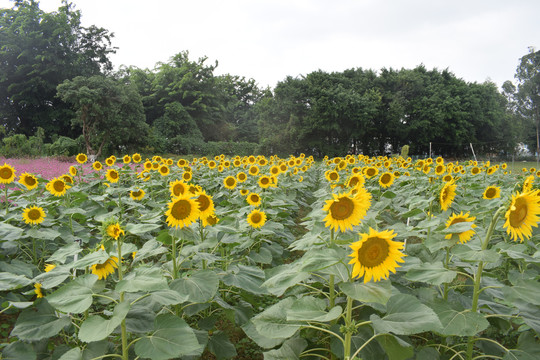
[1,0,539,88]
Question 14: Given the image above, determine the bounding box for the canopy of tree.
[0,0,115,140]
[1,0,536,158]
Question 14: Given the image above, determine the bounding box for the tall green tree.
[514,47,540,158]
[56,75,148,157]
[0,0,115,139]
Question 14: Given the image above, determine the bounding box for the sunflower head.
[105,156,115,167]
[182,171,192,182]
[202,214,219,227]
[165,195,200,228]
[106,169,120,183]
[247,209,267,229]
[130,188,145,201]
[378,172,394,188]
[132,153,142,163]
[523,175,535,193]
[22,206,46,225]
[19,172,38,190]
[92,161,103,171]
[247,192,262,206]
[0,163,16,184]
[34,283,44,298]
[364,166,378,179]
[258,175,272,189]
[159,165,170,176]
[69,166,77,177]
[444,212,477,244]
[249,165,259,176]
[237,172,247,182]
[47,177,70,196]
[195,190,215,219]
[106,223,125,240]
[91,256,119,280]
[223,176,237,190]
[170,180,187,197]
[483,185,500,200]
[349,228,406,283]
[123,155,131,164]
[440,181,457,211]
[504,190,540,242]
[323,190,371,232]
[76,153,87,164]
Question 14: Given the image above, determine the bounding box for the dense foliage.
[0,0,538,159]
[1,153,540,359]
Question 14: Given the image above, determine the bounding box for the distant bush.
[1,128,45,157]
[46,136,83,156]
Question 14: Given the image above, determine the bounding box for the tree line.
[1,0,538,158]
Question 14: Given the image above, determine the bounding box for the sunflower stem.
[466,206,505,360]
[443,247,450,300]
[343,295,354,360]
[4,184,9,215]
[171,235,178,280]
[117,237,128,360]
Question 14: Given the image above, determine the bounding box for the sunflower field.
[1,153,540,360]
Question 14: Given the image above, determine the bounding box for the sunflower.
[237,172,247,182]
[442,174,454,183]
[208,160,217,169]
[323,191,370,232]
[19,172,38,190]
[132,153,142,163]
[247,192,262,206]
[346,174,365,188]
[440,181,457,211]
[523,175,534,193]
[182,171,192,182]
[61,174,73,185]
[239,189,249,196]
[92,161,103,171]
[177,158,187,167]
[104,169,119,183]
[445,212,477,244]
[258,175,272,189]
[165,194,200,228]
[144,161,153,170]
[22,206,46,225]
[503,190,540,242]
[138,170,151,182]
[91,256,119,280]
[279,164,288,173]
[202,214,219,227]
[106,223,124,240]
[195,190,215,219]
[130,188,145,201]
[223,176,237,190]
[159,165,170,176]
[247,209,267,229]
[378,172,394,188]
[44,264,56,272]
[483,185,501,200]
[76,153,87,164]
[34,283,44,298]
[46,177,70,196]
[435,164,446,176]
[270,166,281,176]
[349,228,406,283]
[471,166,481,175]
[169,180,187,197]
[364,166,378,179]
[0,163,16,184]
[326,171,340,182]
[123,155,131,164]
[249,165,260,176]
[69,166,77,177]
[105,156,116,167]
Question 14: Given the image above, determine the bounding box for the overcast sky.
[2,0,539,90]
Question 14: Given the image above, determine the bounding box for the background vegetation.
[1,0,539,159]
